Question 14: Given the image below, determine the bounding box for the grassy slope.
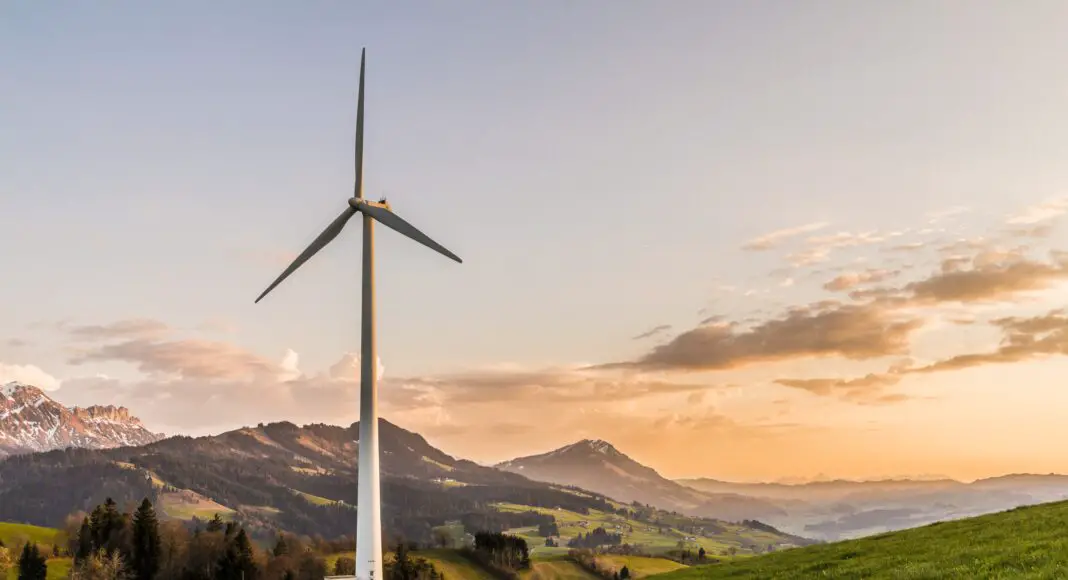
[0,523,71,580]
[596,555,687,578]
[495,503,778,558]
[522,557,600,580]
[4,557,71,580]
[0,522,59,547]
[658,500,1068,579]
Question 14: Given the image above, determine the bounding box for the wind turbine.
[254,48,462,580]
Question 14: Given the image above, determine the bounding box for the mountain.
[678,475,1068,541]
[0,381,162,457]
[0,418,809,552]
[496,439,787,522]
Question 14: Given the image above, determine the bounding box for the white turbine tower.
[254,48,462,580]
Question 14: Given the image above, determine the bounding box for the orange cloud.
[603,301,921,372]
[823,269,899,292]
[741,221,829,251]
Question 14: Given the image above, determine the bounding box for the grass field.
[4,557,71,580]
[0,522,60,548]
[494,503,777,558]
[158,491,235,521]
[419,550,495,580]
[658,500,1068,579]
[293,489,337,506]
[595,555,687,578]
[521,557,599,580]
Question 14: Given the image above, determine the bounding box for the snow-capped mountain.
[0,381,162,457]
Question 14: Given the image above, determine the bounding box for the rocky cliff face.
[0,381,162,456]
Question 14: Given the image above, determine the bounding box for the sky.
[5,1,1068,483]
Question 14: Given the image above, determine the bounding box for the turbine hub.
[348,197,362,209]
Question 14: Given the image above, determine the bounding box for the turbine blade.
[354,48,366,200]
[255,206,358,303]
[359,203,462,264]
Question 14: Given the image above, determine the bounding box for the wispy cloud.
[632,324,672,340]
[742,221,829,251]
[65,319,170,341]
[1007,196,1068,225]
[0,362,61,391]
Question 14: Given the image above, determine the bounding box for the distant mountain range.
[678,475,1068,540]
[0,390,806,550]
[496,439,787,522]
[5,380,1068,545]
[0,381,162,457]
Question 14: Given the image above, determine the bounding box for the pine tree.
[77,517,94,561]
[132,498,162,580]
[17,543,47,580]
[217,529,256,580]
[272,535,288,557]
[206,515,224,533]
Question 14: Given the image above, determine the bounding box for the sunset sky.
[5,2,1068,483]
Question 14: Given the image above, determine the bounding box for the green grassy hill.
[0,522,71,580]
[0,522,60,548]
[495,503,785,558]
[657,500,1068,579]
[522,557,600,580]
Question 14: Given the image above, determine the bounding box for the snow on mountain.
[0,381,162,457]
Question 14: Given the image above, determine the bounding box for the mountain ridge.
[497,438,788,522]
[0,381,162,457]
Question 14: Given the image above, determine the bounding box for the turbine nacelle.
[348,197,392,211]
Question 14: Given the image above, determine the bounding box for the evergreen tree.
[77,517,94,561]
[272,535,288,557]
[132,498,162,580]
[206,515,225,533]
[17,543,47,580]
[216,529,256,580]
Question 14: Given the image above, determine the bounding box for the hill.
[655,499,1068,579]
[0,420,807,552]
[497,440,786,522]
[0,382,161,457]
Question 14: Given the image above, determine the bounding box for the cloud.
[904,253,1068,304]
[632,324,672,340]
[279,349,302,381]
[0,362,61,391]
[390,367,709,408]
[1007,197,1068,225]
[328,352,385,382]
[616,244,1068,374]
[602,301,922,372]
[786,231,890,267]
[68,338,284,381]
[905,309,1068,374]
[823,269,899,292]
[66,319,170,341]
[51,330,723,443]
[774,373,906,405]
[925,206,970,224]
[885,242,926,253]
[4,339,28,348]
[742,221,829,251]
